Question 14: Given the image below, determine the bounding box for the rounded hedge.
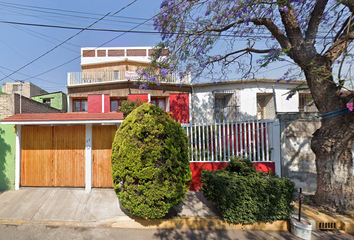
[111,103,191,219]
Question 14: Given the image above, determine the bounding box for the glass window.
[73,99,87,112]
[215,97,226,123]
[81,100,87,112]
[157,99,165,110]
[151,98,165,110]
[111,100,118,112]
[114,71,119,80]
[13,84,20,91]
[43,98,51,105]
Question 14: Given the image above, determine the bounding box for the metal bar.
[235,122,239,158]
[202,121,205,161]
[194,123,198,161]
[248,121,251,160]
[231,121,234,158]
[198,123,202,162]
[261,121,265,161]
[256,120,260,161]
[219,122,222,161]
[207,122,210,161]
[265,122,269,161]
[227,121,230,161]
[252,120,256,162]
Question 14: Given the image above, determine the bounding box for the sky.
[0,0,164,93]
[0,0,351,94]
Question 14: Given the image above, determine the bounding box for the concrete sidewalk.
[0,188,220,226]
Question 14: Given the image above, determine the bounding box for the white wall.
[192,92,214,123]
[192,81,302,122]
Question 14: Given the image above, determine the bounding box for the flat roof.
[1,112,124,125]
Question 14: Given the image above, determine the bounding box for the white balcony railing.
[67,71,191,86]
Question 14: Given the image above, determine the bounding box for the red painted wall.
[169,94,189,123]
[128,94,149,103]
[88,94,110,113]
[104,95,110,113]
[189,162,275,191]
[88,95,102,113]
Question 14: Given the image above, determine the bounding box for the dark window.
[43,98,51,105]
[13,84,20,91]
[73,99,87,112]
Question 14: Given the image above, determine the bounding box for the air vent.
[318,222,337,230]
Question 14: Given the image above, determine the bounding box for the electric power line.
[0,12,112,82]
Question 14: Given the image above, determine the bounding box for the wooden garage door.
[92,125,116,188]
[21,125,85,187]
[21,126,52,186]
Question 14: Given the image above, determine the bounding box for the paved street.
[1,224,354,240]
[0,225,302,240]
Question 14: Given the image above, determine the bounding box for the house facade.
[0,84,61,191]
[1,82,47,98]
[191,79,316,123]
[31,91,67,112]
[66,47,191,123]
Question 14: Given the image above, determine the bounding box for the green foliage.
[117,98,142,118]
[111,103,192,219]
[201,157,295,225]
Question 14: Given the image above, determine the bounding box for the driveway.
[0,188,126,222]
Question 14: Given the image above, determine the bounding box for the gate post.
[15,125,22,190]
[85,124,92,193]
[270,119,281,177]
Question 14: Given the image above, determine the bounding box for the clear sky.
[0,0,163,93]
[2,0,346,94]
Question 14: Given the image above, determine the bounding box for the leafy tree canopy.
[139,0,354,213]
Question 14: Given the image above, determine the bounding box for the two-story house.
[66,47,192,123]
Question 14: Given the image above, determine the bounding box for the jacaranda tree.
[139,0,354,213]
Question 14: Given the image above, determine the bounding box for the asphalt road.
[0,224,354,240]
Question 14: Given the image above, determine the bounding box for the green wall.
[31,92,67,112]
[0,121,15,191]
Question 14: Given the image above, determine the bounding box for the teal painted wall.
[31,92,67,112]
[0,121,15,191]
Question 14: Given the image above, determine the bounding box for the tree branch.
[278,3,305,47]
[251,18,291,50]
[324,17,354,63]
[207,47,273,64]
[305,0,329,44]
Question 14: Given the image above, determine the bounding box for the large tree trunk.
[311,117,354,213]
[302,57,354,213]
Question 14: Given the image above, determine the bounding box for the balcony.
[67,71,191,86]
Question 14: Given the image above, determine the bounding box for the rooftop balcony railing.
[67,71,191,86]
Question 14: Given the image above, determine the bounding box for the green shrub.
[117,98,142,118]
[111,103,192,219]
[201,157,295,224]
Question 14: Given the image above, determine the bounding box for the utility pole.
[15,80,24,114]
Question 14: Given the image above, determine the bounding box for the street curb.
[0,217,289,231]
[294,204,354,234]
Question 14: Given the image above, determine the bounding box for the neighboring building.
[1,82,47,98]
[31,91,67,112]
[191,79,316,123]
[67,47,191,122]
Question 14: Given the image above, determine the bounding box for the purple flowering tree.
[149,0,354,213]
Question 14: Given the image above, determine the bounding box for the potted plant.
[290,188,312,240]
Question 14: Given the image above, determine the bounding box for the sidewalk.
[0,188,222,228]
[0,188,353,239]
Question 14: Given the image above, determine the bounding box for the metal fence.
[181,119,280,164]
